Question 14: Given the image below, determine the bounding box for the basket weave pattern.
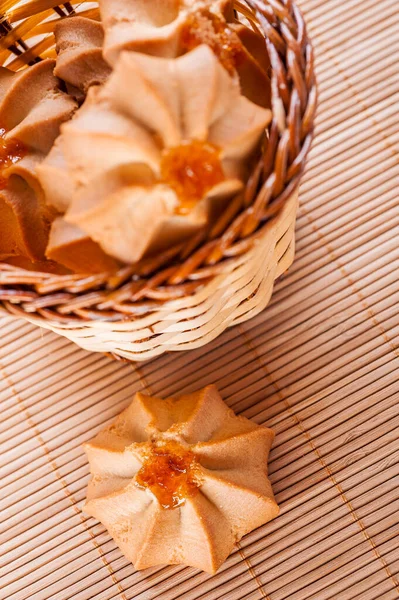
[0,0,316,360]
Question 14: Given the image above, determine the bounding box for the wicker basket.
[0,0,316,361]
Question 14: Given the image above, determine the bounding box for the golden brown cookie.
[84,385,278,573]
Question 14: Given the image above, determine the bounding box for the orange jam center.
[135,440,201,509]
[181,10,244,75]
[160,140,224,214]
[0,127,26,190]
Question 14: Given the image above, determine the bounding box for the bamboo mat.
[1,0,399,598]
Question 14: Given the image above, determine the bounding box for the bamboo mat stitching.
[130,362,152,396]
[0,355,129,600]
[297,205,399,361]
[299,32,399,367]
[296,152,399,589]
[306,17,399,161]
[237,323,399,594]
[236,541,272,600]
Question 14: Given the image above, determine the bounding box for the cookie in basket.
[39,43,271,265]
[0,0,272,274]
[0,0,315,360]
[0,60,76,263]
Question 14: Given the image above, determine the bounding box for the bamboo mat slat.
[1,0,399,598]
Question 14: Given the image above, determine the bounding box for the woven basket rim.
[0,0,317,323]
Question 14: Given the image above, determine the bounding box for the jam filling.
[0,127,26,190]
[160,140,224,214]
[181,10,244,76]
[135,440,201,509]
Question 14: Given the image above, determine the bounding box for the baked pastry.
[1,0,271,274]
[100,0,270,107]
[39,45,271,263]
[99,0,234,63]
[0,60,76,261]
[84,385,278,573]
[181,11,271,108]
[54,16,112,100]
[46,217,120,274]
